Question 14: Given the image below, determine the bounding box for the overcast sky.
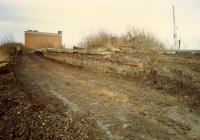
[0,0,200,49]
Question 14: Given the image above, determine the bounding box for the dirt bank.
[42,51,200,114]
[0,54,198,139]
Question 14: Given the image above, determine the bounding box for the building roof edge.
[25,31,61,36]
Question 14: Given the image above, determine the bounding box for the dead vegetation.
[43,32,200,115]
[0,42,24,62]
[79,28,165,54]
[78,29,200,112]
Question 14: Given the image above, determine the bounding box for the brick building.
[25,30,62,49]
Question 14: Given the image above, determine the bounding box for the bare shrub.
[80,27,165,53]
[0,42,24,57]
[120,28,165,52]
[80,31,119,49]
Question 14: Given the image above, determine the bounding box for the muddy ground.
[0,53,200,140]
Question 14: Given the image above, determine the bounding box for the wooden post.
[108,35,111,45]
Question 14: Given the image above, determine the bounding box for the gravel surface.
[0,53,200,140]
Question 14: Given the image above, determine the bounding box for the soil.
[0,53,200,140]
[0,58,107,140]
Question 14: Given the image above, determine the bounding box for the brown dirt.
[0,53,200,140]
[0,62,107,140]
[42,51,200,114]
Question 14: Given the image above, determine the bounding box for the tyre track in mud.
[14,54,200,140]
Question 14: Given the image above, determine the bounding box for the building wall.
[25,32,62,49]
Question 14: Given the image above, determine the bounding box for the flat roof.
[25,31,61,36]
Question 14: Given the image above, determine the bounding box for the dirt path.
[14,54,200,140]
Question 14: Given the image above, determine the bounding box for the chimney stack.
[58,31,62,34]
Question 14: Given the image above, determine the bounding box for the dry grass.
[80,28,165,53]
[79,31,120,53]
[0,51,9,63]
[0,42,24,62]
[120,28,165,52]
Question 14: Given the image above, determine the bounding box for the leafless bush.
[80,27,165,53]
[0,42,24,57]
[80,31,119,49]
[121,28,165,52]
[0,35,24,58]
